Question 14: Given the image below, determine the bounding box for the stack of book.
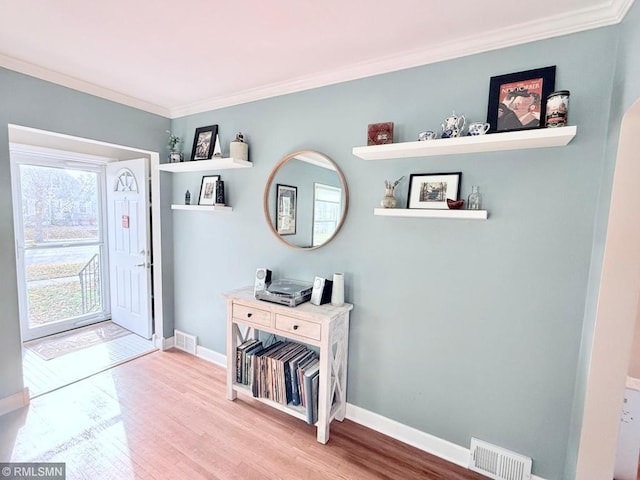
[235,339,320,424]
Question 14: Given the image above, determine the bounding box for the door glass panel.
[25,245,103,327]
[14,160,107,340]
[20,164,100,244]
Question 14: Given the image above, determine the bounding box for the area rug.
[24,321,131,361]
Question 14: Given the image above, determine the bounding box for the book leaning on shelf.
[297,354,318,409]
[241,339,322,421]
[288,349,316,406]
[243,341,264,386]
[252,341,284,398]
[235,339,260,384]
[303,360,320,425]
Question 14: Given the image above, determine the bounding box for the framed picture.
[276,184,297,235]
[367,122,394,145]
[198,175,220,205]
[407,172,462,209]
[487,66,556,133]
[191,125,218,160]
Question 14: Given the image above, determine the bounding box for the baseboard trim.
[159,336,174,351]
[195,345,226,368]
[345,403,469,468]
[0,387,30,416]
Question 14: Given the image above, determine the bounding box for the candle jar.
[545,90,570,127]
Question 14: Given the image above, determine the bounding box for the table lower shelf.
[231,382,342,425]
[232,382,308,422]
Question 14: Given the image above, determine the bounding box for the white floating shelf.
[158,157,252,172]
[374,208,488,220]
[353,126,577,160]
[171,204,233,212]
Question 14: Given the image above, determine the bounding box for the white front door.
[106,159,152,339]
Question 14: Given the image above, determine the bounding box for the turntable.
[255,278,313,307]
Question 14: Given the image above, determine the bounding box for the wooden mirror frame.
[263,150,349,250]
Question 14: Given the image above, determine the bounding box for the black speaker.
[254,268,272,296]
[310,276,333,306]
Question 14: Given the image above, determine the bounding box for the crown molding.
[170,0,634,118]
[0,0,633,120]
[0,53,171,118]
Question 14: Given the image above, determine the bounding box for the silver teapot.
[441,111,466,138]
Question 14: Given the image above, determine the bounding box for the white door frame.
[575,99,640,477]
[8,125,166,347]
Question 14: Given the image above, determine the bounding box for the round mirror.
[263,150,349,250]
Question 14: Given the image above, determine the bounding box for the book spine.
[236,347,242,384]
[304,372,315,424]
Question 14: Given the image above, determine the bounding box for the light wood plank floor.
[2,350,487,480]
[23,331,156,398]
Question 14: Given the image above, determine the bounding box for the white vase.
[331,273,344,306]
[230,140,248,161]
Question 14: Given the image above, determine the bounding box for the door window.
[11,153,109,341]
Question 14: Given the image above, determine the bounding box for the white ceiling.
[0,0,634,119]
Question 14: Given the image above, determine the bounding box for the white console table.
[224,286,353,443]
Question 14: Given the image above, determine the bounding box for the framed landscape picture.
[486,66,556,133]
[407,172,461,210]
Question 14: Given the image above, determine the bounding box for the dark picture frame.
[487,66,556,133]
[407,172,462,210]
[198,175,220,205]
[276,184,297,235]
[191,125,218,160]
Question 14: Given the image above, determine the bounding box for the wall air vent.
[469,438,532,480]
[174,329,197,355]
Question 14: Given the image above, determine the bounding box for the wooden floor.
[23,330,156,397]
[2,350,487,480]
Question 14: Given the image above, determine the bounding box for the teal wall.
[1,7,639,479]
[168,25,621,479]
[0,68,170,400]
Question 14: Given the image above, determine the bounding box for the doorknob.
[135,263,146,267]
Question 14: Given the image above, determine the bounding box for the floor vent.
[469,438,532,480]
[174,330,197,355]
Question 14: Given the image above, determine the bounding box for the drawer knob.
[293,325,299,330]
[247,313,252,318]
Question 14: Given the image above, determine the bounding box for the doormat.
[24,321,132,361]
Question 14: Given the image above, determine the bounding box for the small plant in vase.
[381,176,404,208]
[167,131,183,163]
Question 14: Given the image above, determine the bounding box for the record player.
[255,278,313,307]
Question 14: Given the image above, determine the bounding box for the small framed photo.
[276,184,297,235]
[487,66,556,133]
[198,175,220,205]
[367,122,394,145]
[191,125,218,160]
[407,172,462,209]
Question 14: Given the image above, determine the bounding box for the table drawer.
[233,303,271,327]
[275,314,321,341]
